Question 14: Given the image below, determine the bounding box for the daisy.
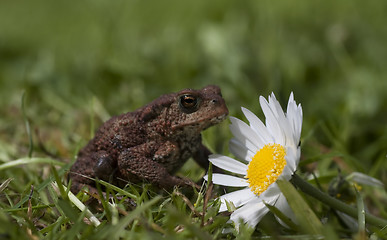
[204,92,303,229]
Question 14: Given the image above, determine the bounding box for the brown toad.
[69,85,228,193]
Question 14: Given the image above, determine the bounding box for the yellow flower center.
[245,143,287,196]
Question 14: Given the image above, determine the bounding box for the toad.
[69,85,228,194]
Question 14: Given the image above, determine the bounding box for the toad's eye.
[179,94,199,112]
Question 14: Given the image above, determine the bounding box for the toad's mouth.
[201,113,228,129]
[211,113,228,123]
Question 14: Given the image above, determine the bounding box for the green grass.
[1,0,387,239]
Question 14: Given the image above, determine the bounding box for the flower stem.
[291,173,387,228]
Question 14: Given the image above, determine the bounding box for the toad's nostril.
[211,99,218,104]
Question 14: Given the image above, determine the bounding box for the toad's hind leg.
[69,151,117,194]
[69,157,97,194]
[117,144,198,190]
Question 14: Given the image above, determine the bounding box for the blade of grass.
[355,186,366,233]
[39,216,66,235]
[263,201,299,231]
[51,165,68,200]
[21,91,33,158]
[97,196,161,239]
[206,162,213,186]
[56,199,81,224]
[277,179,323,235]
[12,163,70,209]
[0,178,13,193]
[96,182,112,222]
[51,182,101,227]
[0,157,65,171]
[83,178,138,200]
[4,204,55,213]
[166,206,213,240]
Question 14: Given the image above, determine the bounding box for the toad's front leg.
[117,142,197,190]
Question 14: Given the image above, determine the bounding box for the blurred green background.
[1,0,387,180]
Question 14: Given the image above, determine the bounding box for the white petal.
[259,96,285,145]
[286,93,297,133]
[268,93,283,118]
[230,198,269,229]
[346,172,384,187]
[280,164,294,181]
[286,93,303,144]
[269,93,294,147]
[259,182,281,199]
[230,136,259,155]
[261,194,279,205]
[241,107,274,144]
[297,104,303,137]
[229,138,255,163]
[285,146,297,173]
[204,173,248,187]
[291,104,303,143]
[229,117,261,152]
[209,154,248,175]
[286,92,295,111]
[219,188,257,212]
